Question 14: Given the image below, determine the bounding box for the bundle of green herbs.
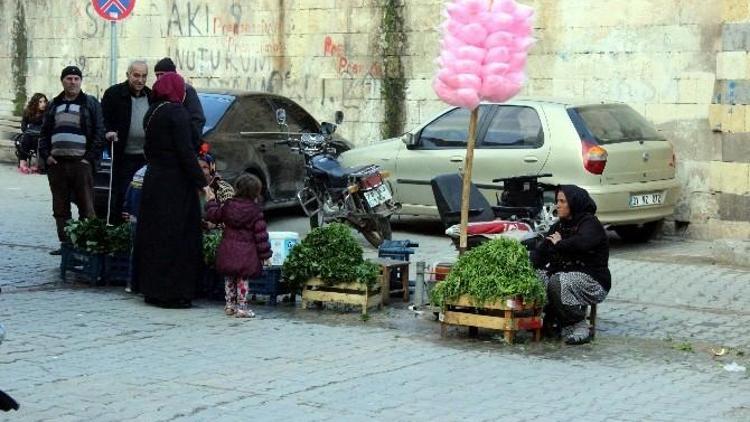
[431,237,546,307]
[282,223,380,292]
[203,229,223,266]
[64,218,109,254]
[64,219,132,255]
[107,223,131,255]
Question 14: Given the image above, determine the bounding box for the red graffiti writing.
[323,36,382,77]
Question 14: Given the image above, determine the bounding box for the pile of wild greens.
[64,218,131,255]
[282,223,380,292]
[203,230,223,266]
[431,237,546,307]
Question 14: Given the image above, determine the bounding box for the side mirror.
[401,133,415,146]
[334,110,344,124]
[321,122,337,136]
[276,108,287,126]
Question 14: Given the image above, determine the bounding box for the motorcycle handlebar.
[492,173,553,183]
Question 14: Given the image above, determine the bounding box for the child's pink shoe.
[235,308,255,318]
[224,305,236,316]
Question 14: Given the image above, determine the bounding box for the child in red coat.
[204,174,272,318]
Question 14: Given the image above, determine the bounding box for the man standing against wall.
[101,60,151,224]
[39,65,105,255]
[153,57,206,150]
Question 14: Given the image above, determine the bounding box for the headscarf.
[152,72,185,103]
[198,152,216,177]
[557,185,597,224]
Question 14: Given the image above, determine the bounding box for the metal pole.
[414,261,426,307]
[109,21,117,86]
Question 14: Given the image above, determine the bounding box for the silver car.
[340,98,679,242]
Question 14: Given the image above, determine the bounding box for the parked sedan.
[339,98,679,242]
[198,90,351,208]
[95,91,350,216]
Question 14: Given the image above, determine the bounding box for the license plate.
[364,183,392,207]
[629,191,665,208]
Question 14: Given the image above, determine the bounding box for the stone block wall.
[0,0,748,239]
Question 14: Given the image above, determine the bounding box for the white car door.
[394,106,492,213]
[472,104,552,201]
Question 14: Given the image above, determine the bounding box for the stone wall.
[0,0,748,239]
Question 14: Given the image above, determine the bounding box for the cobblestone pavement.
[1,164,750,421]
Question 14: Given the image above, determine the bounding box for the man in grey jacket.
[153,57,206,151]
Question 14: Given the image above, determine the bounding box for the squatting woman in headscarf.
[531,185,611,345]
[134,73,208,308]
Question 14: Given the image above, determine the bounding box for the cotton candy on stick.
[431,0,534,253]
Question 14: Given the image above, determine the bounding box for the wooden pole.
[459,107,480,255]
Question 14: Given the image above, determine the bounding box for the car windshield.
[572,104,665,144]
[198,94,236,134]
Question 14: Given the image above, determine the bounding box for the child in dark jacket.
[204,174,272,318]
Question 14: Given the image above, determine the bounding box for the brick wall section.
[0,0,749,239]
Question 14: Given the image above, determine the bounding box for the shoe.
[29,166,38,173]
[17,166,30,174]
[224,305,236,316]
[49,248,62,256]
[235,308,255,318]
[564,320,592,345]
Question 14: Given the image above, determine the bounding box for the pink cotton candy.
[484,31,513,49]
[456,45,486,62]
[434,0,534,108]
[453,88,481,110]
[449,59,483,74]
[484,47,510,64]
[454,22,489,46]
[481,62,510,77]
[479,11,513,33]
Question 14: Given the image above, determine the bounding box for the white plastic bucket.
[268,231,300,266]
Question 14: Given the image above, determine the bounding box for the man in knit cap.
[153,57,206,151]
[38,65,105,254]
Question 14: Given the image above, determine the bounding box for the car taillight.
[581,141,607,175]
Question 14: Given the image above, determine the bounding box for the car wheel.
[613,220,663,243]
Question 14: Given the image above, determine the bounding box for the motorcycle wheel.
[360,215,392,248]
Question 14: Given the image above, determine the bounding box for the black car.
[94,91,351,217]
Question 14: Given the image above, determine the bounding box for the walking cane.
[106,144,115,226]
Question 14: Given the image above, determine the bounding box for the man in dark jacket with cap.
[153,57,205,151]
[101,60,152,224]
[39,65,106,254]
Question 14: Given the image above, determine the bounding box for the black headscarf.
[558,185,597,224]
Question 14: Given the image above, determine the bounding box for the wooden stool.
[373,258,410,305]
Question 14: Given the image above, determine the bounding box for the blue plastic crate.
[378,239,419,262]
[104,253,130,285]
[248,266,294,306]
[60,243,104,285]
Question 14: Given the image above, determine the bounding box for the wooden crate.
[440,295,543,343]
[301,278,382,315]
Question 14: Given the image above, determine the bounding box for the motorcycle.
[276,109,400,247]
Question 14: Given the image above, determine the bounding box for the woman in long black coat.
[134,73,207,308]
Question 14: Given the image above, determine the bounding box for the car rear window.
[198,94,236,134]
[569,104,665,144]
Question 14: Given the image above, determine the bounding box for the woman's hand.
[203,186,215,201]
[546,232,562,245]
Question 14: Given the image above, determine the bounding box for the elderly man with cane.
[101,60,152,225]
